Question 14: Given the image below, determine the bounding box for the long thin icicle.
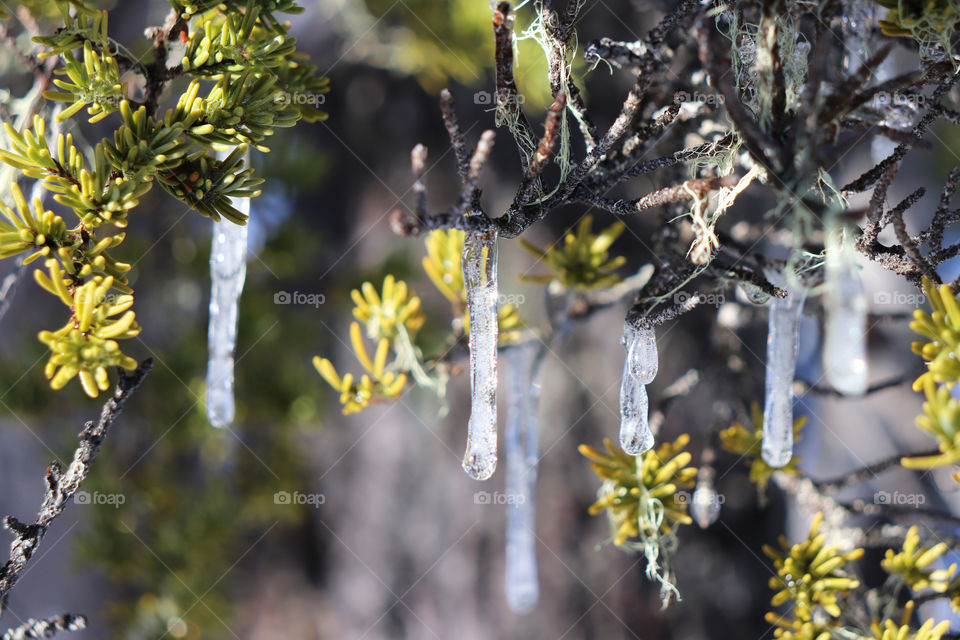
[619,322,657,455]
[823,229,869,396]
[206,149,250,429]
[504,342,542,613]
[762,275,806,468]
[462,227,499,480]
[841,0,874,73]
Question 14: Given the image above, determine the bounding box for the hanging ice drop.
[625,323,658,383]
[823,231,868,396]
[762,277,805,468]
[738,282,771,306]
[504,343,541,613]
[619,322,656,455]
[691,464,720,529]
[461,227,499,480]
[205,149,250,429]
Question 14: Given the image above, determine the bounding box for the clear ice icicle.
[762,276,806,468]
[841,0,874,72]
[738,282,771,306]
[691,464,720,529]
[206,149,250,428]
[504,343,541,613]
[823,231,868,396]
[462,227,499,480]
[619,322,657,455]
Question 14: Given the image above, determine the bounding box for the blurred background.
[1,1,959,638]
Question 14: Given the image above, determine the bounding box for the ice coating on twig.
[619,323,657,455]
[462,227,499,480]
[504,343,541,613]
[762,276,805,468]
[823,231,869,396]
[206,149,249,428]
[738,282,771,306]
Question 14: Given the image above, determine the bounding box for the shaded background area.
[0,1,957,638]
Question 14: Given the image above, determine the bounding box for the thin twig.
[0,360,153,613]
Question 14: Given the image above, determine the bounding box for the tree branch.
[0,360,153,613]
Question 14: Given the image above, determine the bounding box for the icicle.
[841,0,874,73]
[691,453,720,529]
[504,343,541,613]
[462,227,499,480]
[762,275,806,468]
[738,282,771,306]
[619,322,657,455]
[823,230,869,396]
[205,149,250,428]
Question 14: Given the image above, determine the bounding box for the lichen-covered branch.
[0,359,152,613]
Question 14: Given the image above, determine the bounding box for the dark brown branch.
[843,68,960,193]
[841,498,960,526]
[439,89,471,183]
[493,2,536,162]
[812,447,941,493]
[460,130,496,213]
[858,165,900,250]
[2,613,86,640]
[633,177,735,212]
[797,369,924,398]
[698,18,784,176]
[410,144,428,221]
[891,191,936,279]
[0,360,153,613]
[927,167,960,253]
[517,93,566,203]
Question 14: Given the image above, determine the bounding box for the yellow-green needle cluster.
[579,435,697,547]
[519,215,626,290]
[763,513,864,637]
[0,0,326,396]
